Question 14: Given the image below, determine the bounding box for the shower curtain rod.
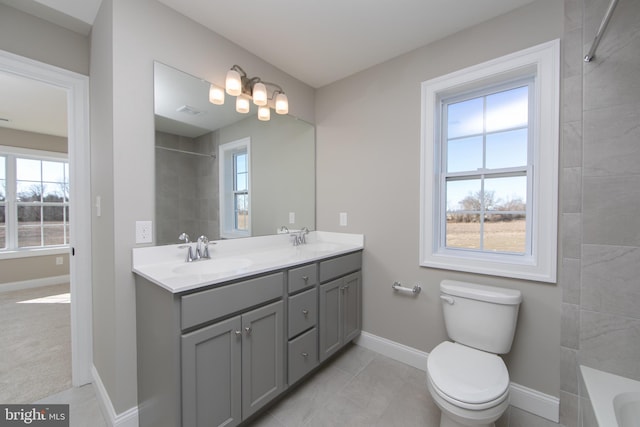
[584,0,620,62]
[155,145,216,159]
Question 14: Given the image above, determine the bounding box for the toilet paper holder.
[392,282,422,295]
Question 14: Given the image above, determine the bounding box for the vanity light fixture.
[209,84,225,105]
[217,64,289,120]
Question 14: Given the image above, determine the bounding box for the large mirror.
[154,62,315,244]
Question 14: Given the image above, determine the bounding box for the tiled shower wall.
[155,131,219,245]
[560,0,640,425]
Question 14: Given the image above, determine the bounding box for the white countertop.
[132,231,364,293]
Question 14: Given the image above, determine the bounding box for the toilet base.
[440,412,495,427]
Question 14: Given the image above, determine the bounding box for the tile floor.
[36,343,559,426]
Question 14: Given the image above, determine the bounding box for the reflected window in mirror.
[220,138,251,238]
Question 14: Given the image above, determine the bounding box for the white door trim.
[0,49,93,386]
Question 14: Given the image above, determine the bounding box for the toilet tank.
[440,280,522,354]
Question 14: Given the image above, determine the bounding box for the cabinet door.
[319,278,342,361]
[182,316,242,427]
[342,271,361,343]
[242,300,284,419]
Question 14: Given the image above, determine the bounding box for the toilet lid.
[427,341,509,405]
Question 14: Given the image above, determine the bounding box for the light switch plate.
[289,212,296,224]
[339,212,348,226]
[136,221,153,244]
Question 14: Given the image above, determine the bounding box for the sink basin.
[173,258,253,275]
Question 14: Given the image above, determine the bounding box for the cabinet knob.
[245,327,252,335]
[302,276,309,282]
[301,352,309,358]
[234,330,242,337]
[302,309,309,317]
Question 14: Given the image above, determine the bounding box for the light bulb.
[236,96,250,114]
[225,69,242,96]
[209,84,225,105]
[252,82,268,106]
[275,93,288,115]
[258,106,271,121]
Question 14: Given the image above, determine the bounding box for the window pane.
[18,205,41,222]
[42,160,65,183]
[18,225,42,247]
[446,215,481,249]
[235,153,247,173]
[484,176,527,211]
[0,206,5,249]
[43,206,64,223]
[43,183,65,202]
[447,136,483,172]
[486,128,528,169]
[44,225,65,245]
[447,98,483,139]
[16,158,42,181]
[484,214,526,253]
[0,179,5,202]
[486,86,528,133]
[446,179,481,213]
[235,193,248,231]
[17,181,42,202]
[235,175,247,192]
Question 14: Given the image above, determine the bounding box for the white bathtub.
[581,365,640,427]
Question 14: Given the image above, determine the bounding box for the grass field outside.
[446,219,526,253]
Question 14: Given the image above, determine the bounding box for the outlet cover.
[136,221,153,244]
[339,212,348,226]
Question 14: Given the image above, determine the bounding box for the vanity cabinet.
[181,300,284,427]
[319,252,362,361]
[135,249,362,427]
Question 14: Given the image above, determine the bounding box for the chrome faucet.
[178,233,212,262]
[291,227,310,246]
[196,235,211,260]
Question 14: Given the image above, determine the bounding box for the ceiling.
[0,0,536,137]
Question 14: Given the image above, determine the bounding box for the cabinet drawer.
[288,288,317,338]
[319,251,362,283]
[181,272,284,330]
[288,327,318,385]
[288,263,317,294]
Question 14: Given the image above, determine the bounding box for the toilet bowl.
[427,341,510,427]
[426,281,522,427]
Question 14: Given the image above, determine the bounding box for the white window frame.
[0,145,70,253]
[219,137,251,238]
[420,40,560,283]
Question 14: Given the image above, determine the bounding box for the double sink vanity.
[133,231,364,427]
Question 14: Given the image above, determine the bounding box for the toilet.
[426,280,522,427]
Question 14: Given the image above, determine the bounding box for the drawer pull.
[301,352,309,358]
[245,327,252,335]
[302,309,309,317]
[302,276,309,282]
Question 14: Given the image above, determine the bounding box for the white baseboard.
[92,366,139,427]
[355,331,559,423]
[0,275,70,293]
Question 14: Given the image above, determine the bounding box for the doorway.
[0,50,92,392]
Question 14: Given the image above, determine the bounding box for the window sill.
[0,246,69,261]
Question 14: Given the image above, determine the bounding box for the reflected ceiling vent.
[176,105,205,116]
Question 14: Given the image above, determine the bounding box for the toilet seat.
[427,341,510,410]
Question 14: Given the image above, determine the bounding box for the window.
[219,138,251,238]
[0,147,70,252]
[420,40,560,282]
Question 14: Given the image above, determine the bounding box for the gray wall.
[559,0,640,426]
[90,0,316,413]
[315,0,563,397]
[0,3,89,76]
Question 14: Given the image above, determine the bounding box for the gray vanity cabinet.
[181,300,284,427]
[181,316,242,427]
[318,252,362,361]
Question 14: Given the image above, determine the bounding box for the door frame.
[0,50,93,387]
